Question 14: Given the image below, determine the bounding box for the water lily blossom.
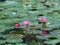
[23,20,31,26]
[39,17,46,22]
[42,30,47,35]
[14,23,20,28]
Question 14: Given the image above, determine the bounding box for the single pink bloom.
[39,17,46,22]
[14,23,20,28]
[41,30,47,34]
[23,20,31,26]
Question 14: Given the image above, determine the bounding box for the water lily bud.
[39,17,46,22]
[14,23,20,28]
[23,20,31,26]
[41,30,47,34]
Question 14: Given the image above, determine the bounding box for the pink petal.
[39,17,46,22]
[41,30,47,34]
[23,20,31,26]
[14,23,20,28]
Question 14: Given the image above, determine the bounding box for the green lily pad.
[44,39,60,45]
[6,39,23,43]
[0,40,6,44]
[16,43,27,45]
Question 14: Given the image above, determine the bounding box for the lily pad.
[6,39,23,43]
[44,39,60,45]
[16,43,27,45]
[0,40,6,44]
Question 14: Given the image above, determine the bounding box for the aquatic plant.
[23,20,31,35]
[14,23,20,28]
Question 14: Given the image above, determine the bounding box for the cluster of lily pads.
[0,0,60,45]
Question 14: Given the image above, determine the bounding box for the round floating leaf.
[16,43,27,45]
[6,39,23,43]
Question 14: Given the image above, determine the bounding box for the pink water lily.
[39,17,46,22]
[23,20,31,26]
[41,30,47,35]
[14,23,20,28]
